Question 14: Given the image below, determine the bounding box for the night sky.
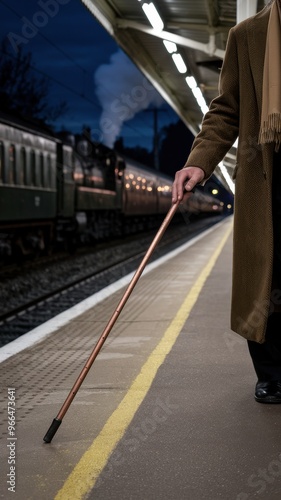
[0,0,179,150]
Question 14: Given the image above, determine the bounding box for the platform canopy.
[81,0,266,192]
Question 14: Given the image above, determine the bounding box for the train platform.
[1,215,281,500]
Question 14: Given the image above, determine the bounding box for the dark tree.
[114,137,154,167]
[0,38,67,124]
[114,121,194,175]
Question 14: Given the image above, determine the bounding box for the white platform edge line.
[0,218,231,363]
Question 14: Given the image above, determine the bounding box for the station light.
[142,3,164,32]
[172,53,187,74]
[185,75,209,115]
[163,40,177,53]
[185,76,197,89]
[192,87,206,109]
[219,162,235,194]
[212,188,219,195]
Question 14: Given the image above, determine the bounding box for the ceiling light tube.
[163,40,177,53]
[219,162,235,194]
[185,76,209,115]
[185,76,197,89]
[200,103,209,115]
[192,89,208,114]
[192,88,207,109]
[142,3,164,32]
[171,53,187,74]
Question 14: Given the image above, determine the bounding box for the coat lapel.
[247,7,270,117]
[247,6,274,179]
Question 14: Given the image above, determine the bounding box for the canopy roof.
[81,0,266,191]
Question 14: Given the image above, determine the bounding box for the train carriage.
[0,114,223,259]
[0,119,57,222]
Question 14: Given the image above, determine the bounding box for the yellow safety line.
[55,222,232,500]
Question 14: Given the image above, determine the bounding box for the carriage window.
[20,147,27,185]
[30,150,36,186]
[46,155,52,187]
[0,142,3,182]
[9,144,16,184]
[73,158,83,184]
[40,153,44,187]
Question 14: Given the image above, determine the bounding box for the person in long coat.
[172,0,281,403]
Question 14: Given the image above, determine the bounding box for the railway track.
[0,215,225,346]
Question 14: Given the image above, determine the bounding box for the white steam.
[94,50,164,147]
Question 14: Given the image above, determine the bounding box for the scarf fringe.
[259,2,281,151]
[259,113,281,151]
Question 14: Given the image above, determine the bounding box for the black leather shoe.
[255,381,281,403]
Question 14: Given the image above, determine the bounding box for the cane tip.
[43,418,62,443]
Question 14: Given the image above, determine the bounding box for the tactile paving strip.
[0,276,172,441]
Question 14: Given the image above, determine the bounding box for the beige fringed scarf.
[259,0,281,151]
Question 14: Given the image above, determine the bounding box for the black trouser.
[247,150,281,381]
[248,313,281,381]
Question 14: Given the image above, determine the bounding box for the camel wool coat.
[185,4,276,343]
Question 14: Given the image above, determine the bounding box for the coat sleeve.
[184,27,240,178]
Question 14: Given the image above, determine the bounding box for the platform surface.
[1,217,281,500]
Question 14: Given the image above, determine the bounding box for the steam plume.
[94,50,164,147]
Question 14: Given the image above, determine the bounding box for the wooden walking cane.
[43,200,180,443]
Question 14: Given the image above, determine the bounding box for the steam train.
[0,114,222,258]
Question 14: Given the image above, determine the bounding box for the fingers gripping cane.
[43,200,180,443]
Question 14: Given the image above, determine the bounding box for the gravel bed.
[0,239,141,316]
[0,215,225,346]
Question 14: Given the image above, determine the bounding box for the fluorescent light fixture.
[185,76,209,114]
[192,88,208,113]
[171,53,187,74]
[185,76,197,89]
[142,3,164,32]
[163,40,177,53]
[219,162,235,194]
[201,103,209,114]
[192,87,206,108]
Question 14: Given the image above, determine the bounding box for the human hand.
[172,166,205,204]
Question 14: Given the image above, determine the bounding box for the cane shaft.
[44,201,179,440]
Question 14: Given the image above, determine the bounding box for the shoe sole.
[255,396,281,404]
